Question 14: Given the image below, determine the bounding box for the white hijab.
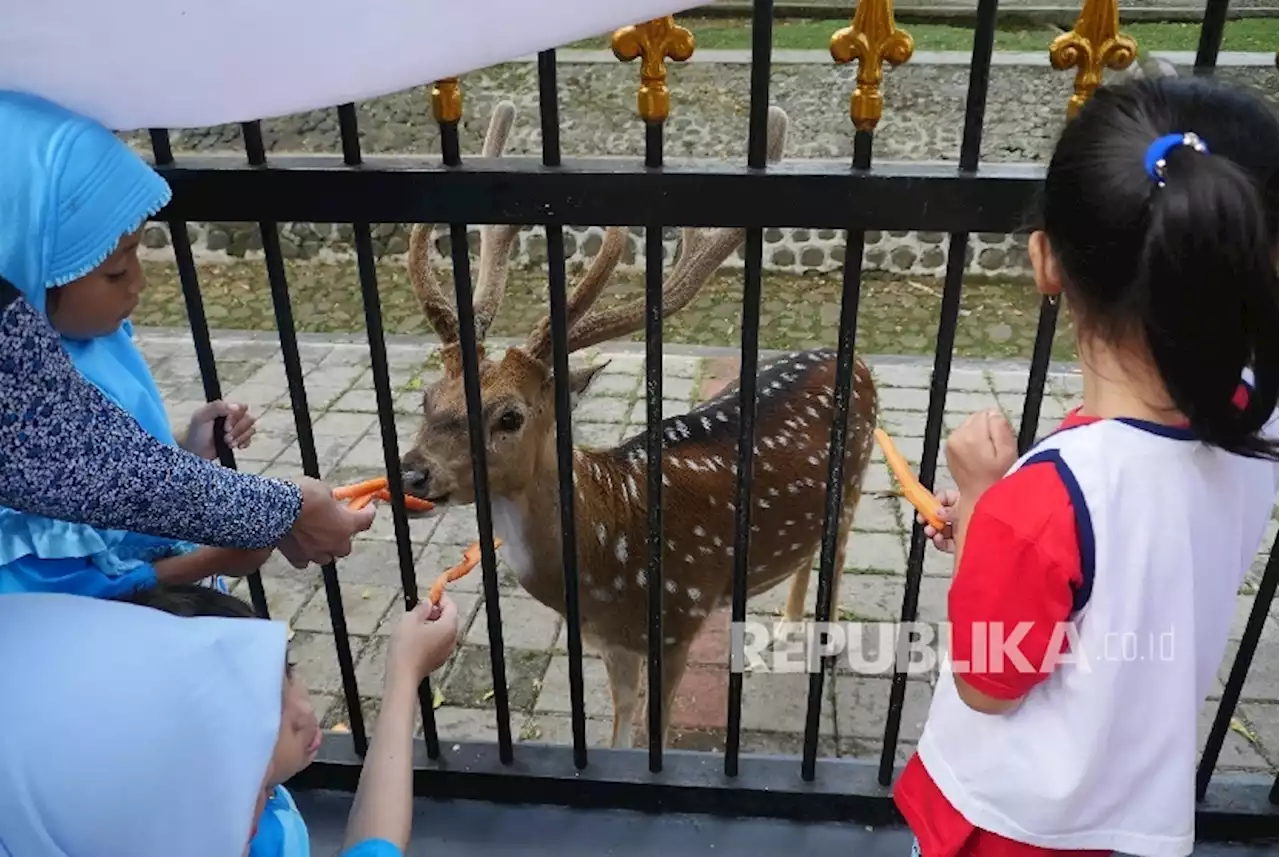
[0,592,286,857]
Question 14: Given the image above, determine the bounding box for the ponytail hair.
[1043,77,1278,460]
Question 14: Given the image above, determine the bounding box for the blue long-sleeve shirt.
[0,276,302,550]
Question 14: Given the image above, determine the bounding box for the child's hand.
[945,409,1017,500]
[387,597,459,684]
[916,489,960,553]
[184,400,257,460]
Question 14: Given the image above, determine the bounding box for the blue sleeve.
[0,555,157,598]
[341,840,404,857]
[0,279,302,550]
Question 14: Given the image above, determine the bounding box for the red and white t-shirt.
[894,389,1278,857]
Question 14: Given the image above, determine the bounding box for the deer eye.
[496,410,524,432]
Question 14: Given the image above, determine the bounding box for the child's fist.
[388,596,459,683]
[916,489,959,554]
[184,400,257,460]
[945,409,1017,499]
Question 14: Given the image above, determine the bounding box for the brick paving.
[137,328,1279,774]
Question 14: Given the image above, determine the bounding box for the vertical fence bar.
[614,14,692,771]
[537,48,590,770]
[808,0,914,781]
[239,120,368,754]
[643,117,666,772]
[1271,777,1278,805]
[335,103,442,759]
[433,83,515,763]
[1194,0,1231,74]
[724,0,775,778]
[1017,299,1060,454]
[1196,539,1278,800]
[878,0,1000,785]
[148,130,270,620]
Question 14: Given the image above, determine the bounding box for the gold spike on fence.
[830,0,915,133]
[432,78,463,124]
[1050,0,1137,118]
[611,16,695,123]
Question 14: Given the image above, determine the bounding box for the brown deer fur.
[398,102,879,749]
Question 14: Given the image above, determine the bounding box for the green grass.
[569,16,1278,54]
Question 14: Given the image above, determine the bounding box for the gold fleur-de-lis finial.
[611,16,695,123]
[432,78,462,124]
[1050,0,1137,118]
[830,0,914,132]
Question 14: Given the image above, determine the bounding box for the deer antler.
[558,106,789,355]
[474,101,519,341]
[525,226,630,362]
[409,101,520,347]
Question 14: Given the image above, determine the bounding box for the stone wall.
[139,221,1031,279]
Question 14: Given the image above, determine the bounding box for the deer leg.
[601,645,643,749]
[781,559,813,624]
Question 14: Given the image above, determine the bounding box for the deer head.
[399,102,790,509]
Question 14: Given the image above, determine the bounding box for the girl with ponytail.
[895,76,1279,857]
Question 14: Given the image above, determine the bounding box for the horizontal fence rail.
[140,0,1276,843]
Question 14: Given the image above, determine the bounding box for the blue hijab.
[0,90,188,587]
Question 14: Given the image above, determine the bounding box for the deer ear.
[563,360,609,408]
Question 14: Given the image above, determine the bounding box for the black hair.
[117,583,258,619]
[1042,76,1278,460]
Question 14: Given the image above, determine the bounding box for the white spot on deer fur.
[666,539,676,550]
[786,520,796,526]
[676,420,690,438]
[782,373,797,383]
[808,456,820,466]
[701,416,712,432]
[690,607,708,618]
[716,411,728,422]
[684,554,695,564]
[614,535,629,564]
[817,395,830,407]
[772,549,783,557]
[698,546,713,556]
[712,535,722,547]
[662,474,671,486]
[806,512,814,520]
[665,580,678,593]
[590,588,612,601]
[665,637,677,646]
[758,499,770,509]
[687,587,703,602]
[591,463,601,480]
[669,458,682,469]
[693,525,706,537]
[767,487,779,497]
[806,406,819,419]
[626,475,639,501]
[665,428,678,444]
[790,543,802,551]
[788,483,800,494]
[685,460,702,472]
[708,496,717,507]
[596,523,607,545]
[762,437,774,450]
[637,570,647,586]
[614,576,626,590]
[762,461,774,472]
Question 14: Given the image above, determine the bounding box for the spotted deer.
[400,101,879,748]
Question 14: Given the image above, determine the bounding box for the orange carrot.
[372,489,434,513]
[333,477,388,500]
[873,428,946,531]
[347,493,376,511]
[428,538,504,605]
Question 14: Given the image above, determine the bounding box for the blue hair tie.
[1144,132,1210,187]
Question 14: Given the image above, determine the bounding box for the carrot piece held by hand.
[372,488,434,513]
[428,538,504,605]
[333,477,388,501]
[873,428,946,531]
[347,493,377,511]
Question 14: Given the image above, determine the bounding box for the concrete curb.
[544,48,1277,67]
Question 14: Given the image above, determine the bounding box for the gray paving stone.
[988,370,1031,394]
[833,674,932,742]
[738,671,836,736]
[664,376,698,403]
[877,387,931,412]
[289,630,369,696]
[430,508,483,546]
[554,622,603,657]
[575,421,627,448]
[351,635,455,701]
[845,531,906,573]
[586,373,641,398]
[839,738,916,765]
[330,388,381,413]
[1197,700,1272,770]
[878,410,926,438]
[432,705,504,743]
[231,567,322,625]
[839,573,948,625]
[536,655,614,718]
[627,399,693,423]
[356,505,443,544]
[1214,637,1280,703]
[943,391,1000,414]
[443,645,551,713]
[741,730,838,759]
[869,363,930,389]
[519,712,614,747]
[317,345,373,368]
[1237,702,1278,766]
[293,583,398,637]
[663,357,701,379]
[1230,593,1280,643]
[864,465,894,493]
[574,397,631,424]
[467,592,562,651]
[1046,372,1085,396]
[328,540,426,587]
[851,495,903,534]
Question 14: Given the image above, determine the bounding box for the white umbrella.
[0,0,702,131]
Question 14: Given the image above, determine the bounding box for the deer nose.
[401,467,430,490]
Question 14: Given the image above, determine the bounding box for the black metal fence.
[145,0,1277,839]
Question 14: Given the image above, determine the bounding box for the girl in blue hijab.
[0,90,265,596]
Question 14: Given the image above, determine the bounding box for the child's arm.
[342,597,459,854]
[943,471,1083,716]
[152,546,274,586]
